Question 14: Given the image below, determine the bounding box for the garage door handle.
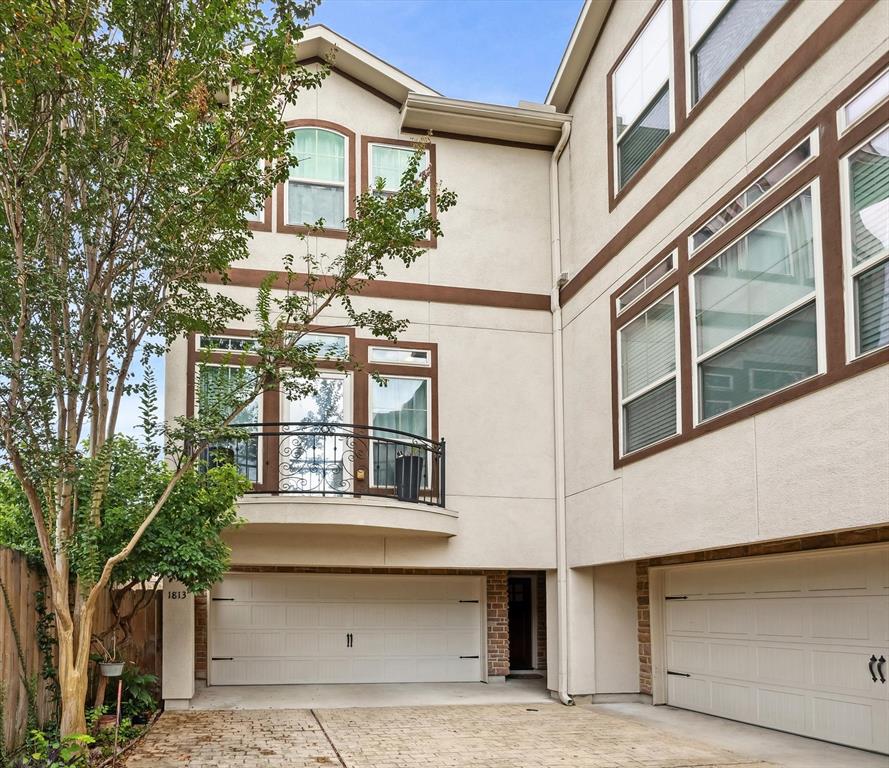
[869,655,878,682]
[878,656,886,684]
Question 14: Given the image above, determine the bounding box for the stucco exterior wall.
[559,2,889,567]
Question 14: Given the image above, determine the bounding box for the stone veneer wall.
[636,526,889,695]
[193,567,511,680]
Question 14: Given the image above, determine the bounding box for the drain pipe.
[550,119,573,707]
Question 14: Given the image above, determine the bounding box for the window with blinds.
[692,185,821,420]
[619,291,679,454]
[844,126,889,357]
[613,1,672,191]
[687,0,786,106]
[286,127,347,228]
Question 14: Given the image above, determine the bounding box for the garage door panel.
[209,574,484,685]
[286,604,320,628]
[757,688,808,733]
[212,603,252,628]
[663,546,889,754]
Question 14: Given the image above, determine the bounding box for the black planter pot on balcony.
[394,454,425,502]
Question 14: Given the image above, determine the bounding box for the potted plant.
[94,636,125,678]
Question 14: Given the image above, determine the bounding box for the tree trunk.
[56,599,96,737]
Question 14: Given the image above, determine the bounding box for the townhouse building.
[162,1,889,754]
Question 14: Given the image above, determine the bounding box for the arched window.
[285,127,347,229]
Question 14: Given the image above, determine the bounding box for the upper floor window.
[244,160,266,224]
[839,67,889,135]
[618,290,679,455]
[369,346,431,366]
[370,376,431,487]
[692,185,822,421]
[842,125,889,358]
[617,252,676,314]
[613,1,672,190]
[286,127,347,229]
[686,0,786,106]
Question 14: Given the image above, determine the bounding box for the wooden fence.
[0,548,162,753]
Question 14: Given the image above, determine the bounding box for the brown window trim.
[361,135,438,249]
[276,119,357,240]
[186,329,439,497]
[564,1,879,305]
[609,90,889,467]
[607,0,800,212]
[246,197,272,233]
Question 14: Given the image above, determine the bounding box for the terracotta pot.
[97,714,117,730]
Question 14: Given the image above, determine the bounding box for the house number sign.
[167,590,188,599]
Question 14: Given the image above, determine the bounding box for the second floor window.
[844,126,889,357]
[692,186,821,421]
[618,291,679,455]
[614,1,672,190]
[687,0,786,106]
[287,127,347,229]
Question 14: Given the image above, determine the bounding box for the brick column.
[486,572,509,677]
[194,591,208,681]
[536,571,547,670]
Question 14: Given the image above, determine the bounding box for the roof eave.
[546,0,613,111]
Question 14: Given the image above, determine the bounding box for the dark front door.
[508,576,533,670]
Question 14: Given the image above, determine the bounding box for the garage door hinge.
[667,671,691,677]
[211,657,234,661]
[664,595,688,600]
[460,655,480,659]
[212,597,235,601]
[459,599,480,603]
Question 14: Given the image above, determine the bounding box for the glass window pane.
[624,378,676,454]
[372,145,427,192]
[614,2,670,136]
[855,258,889,354]
[281,377,349,495]
[692,0,786,104]
[371,378,429,487]
[687,0,730,47]
[694,189,815,355]
[290,128,345,183]
[691,137,812,251]
[699,302,818,420]
[621,293,676,398]
[848,127,889,266]
[370,347,430,366]
[291,333,348,360]
[844,69,889,127]
[618,85,670,188]
[199,366,261,482]
[287,181,345,227]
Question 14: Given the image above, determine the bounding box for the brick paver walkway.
[124,704,775,768]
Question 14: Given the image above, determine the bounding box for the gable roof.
[298,25,441,103]
[546,0,614,111]
[298,25,571,148]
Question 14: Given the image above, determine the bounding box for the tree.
[0,0,455,736]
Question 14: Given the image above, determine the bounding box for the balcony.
[205,422,447,510]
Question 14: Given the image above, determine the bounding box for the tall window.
[613,1,672,190]
[843,126,889,357]
[286,127,347,228]
[370,377,429,486]
[244,160,266,223]
[198,366,262,482]
[686,0,786,106]
[618,291,679,454]
[692,186,821,420]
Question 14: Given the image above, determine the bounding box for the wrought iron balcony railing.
[204,422,446,508]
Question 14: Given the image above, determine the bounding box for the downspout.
[550,120,573,706]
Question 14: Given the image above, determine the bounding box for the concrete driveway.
[125,703,774,768]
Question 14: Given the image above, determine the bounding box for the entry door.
[663,546,889,753]
[209,574,483,685]
[280,373,352,494]
[508,577,533,670]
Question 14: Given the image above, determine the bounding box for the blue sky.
[310,0,583,105]
[118,0,581,436]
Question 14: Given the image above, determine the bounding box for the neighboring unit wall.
[558,0,889,567]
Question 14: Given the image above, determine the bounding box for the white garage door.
[209,573,483,685]
[663,545,889,754]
